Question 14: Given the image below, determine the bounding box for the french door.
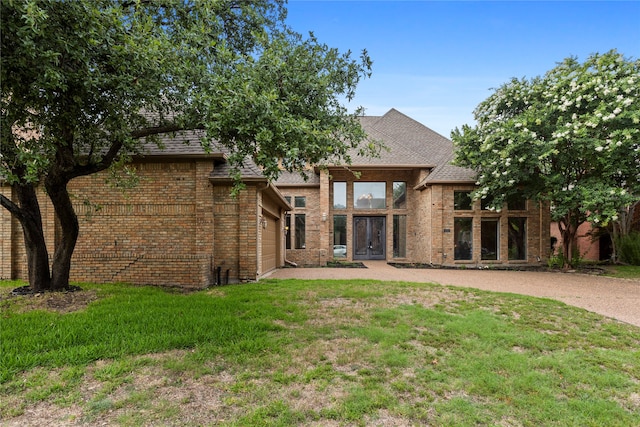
[353,216,386,260]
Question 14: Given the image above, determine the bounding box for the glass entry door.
[353,217,386,260]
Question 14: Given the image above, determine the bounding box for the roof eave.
[414,179,477,190]
[327,164,435,170]
[132,153,225,161]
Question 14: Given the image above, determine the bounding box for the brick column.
[318,170,330,265]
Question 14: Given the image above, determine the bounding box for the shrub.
[616,232,640,265]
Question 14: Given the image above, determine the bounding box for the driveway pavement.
[264,261,640,328]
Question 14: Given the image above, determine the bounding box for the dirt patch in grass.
[0,286,99,314]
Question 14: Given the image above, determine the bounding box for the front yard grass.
[603,265,640,279]
[1,279,639,426]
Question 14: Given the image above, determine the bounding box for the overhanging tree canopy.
[451,50,640,267]
[1,0,374,290]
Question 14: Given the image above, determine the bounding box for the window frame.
[454,217,473,260]
[294,214,306,249]
[454,191,473,211]
[333,215,347,258]
[481,218,500,260]
[294,196,306,208]
[353,182,386,209]
[508,217,527,260]
[393,214,407,258]
[393,182,407,209]
[333,182,347,209]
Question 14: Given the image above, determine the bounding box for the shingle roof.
[349,109,456,168]
[140,109,477,184]
[420,152,477,185]
[273,170,320,186]
[208,159,265,181]
[133,129,224,157]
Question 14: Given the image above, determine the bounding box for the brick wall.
[67,159,215,287]
[281,168,423,266]
[430,185,550,266]
[212,182,262,282]
[280,170,550,267]
[2,159,217,288]
[279,185,323,266]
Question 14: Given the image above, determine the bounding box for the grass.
[603,265,640,279]
[1,278,639,426]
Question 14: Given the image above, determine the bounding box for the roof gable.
[351,109,457,170]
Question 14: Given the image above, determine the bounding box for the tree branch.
[0,193,24,221]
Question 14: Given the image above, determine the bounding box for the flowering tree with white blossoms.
[452,50,640,268]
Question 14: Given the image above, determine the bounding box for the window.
[295,214,306,249]
[284,196,291,205]
[354,182,386,209]
[393,215,407,258]
[294,196,306,208]
[454,218,473,260]
[333,182,346,209]
[393,182,407,209]
[454,191,472,210]
[481,219,499,260]
[333,215,347,258]
[285,214,291,249]
[508,218,527,260]
[507,194,526,211]
[481,196,495,211]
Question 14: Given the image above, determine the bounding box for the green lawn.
[1,279,639,426]
[603,265,640,279]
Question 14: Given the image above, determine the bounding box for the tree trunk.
[45,178,79,290]
[14,184,52,291]
[558,218,578,269]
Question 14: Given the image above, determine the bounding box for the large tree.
[452,50,640,268]
[1,0,373,291]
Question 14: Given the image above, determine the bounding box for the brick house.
[1,133,291,288]
[278,109,550,268]
[1,109,550,287]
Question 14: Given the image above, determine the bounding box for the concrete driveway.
[265,261,640,328]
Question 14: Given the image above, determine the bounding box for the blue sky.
[285,1,640,137]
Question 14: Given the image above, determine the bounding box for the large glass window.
[333,215,347,258]
[481,219,499,260]
[507,194,526,211]
[393,182,407,209]
[285,214,291,249]
[454,218,473,260]
[481,196,495,210]
[508,218,527,260]
[294,196,306,208]
[333,182,346,209]
[393,215,407,258]
[354,182,386,209]
[454,191,473,210]
[295,214,306,249]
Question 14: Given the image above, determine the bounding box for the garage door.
[261,214,278,273]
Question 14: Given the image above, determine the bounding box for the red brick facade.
[1,158,289,287]
[1,110,552,287]
[279,170,550,268]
